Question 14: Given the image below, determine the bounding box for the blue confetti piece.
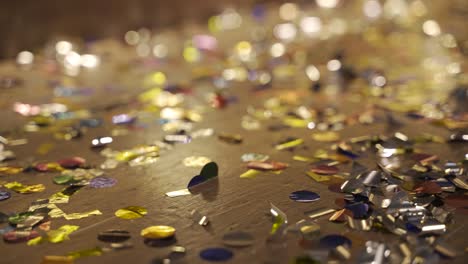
[289,190,320,202]
[187,162,218,190]
[200,247,233,262]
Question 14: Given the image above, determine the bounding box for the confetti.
[309,165,339,175]
[165,189,191,197]
[191,209,209,226]
[269,203,288,236]
[47,225,80,243]
[4,182,45,194]
[140,225,175,239]
[246,161,288,171]
[289,190,320,202]
[187,162,218,190]
[0,166,23,175]
[89,176,117,188]
[57,157,86,168]
[275,138,304,150]
[67,247,103,260]
[0,191,11,201]
[63,210,102,220]
[240,169,261,179]
[115,206,147,219]
[53,175,75,185]
[199,248,233,262]
[311,131,340,142]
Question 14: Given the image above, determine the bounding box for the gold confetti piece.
[275,138,304,150]
[0,166,23,174]
[293,155,315,162]
[40,256,74,264]
[67,247,103,260]
[115,151,138,162]
[27,236,44,246]
[306,171,330,182]
[48,184,85,204]
[183,156,211,167]
[115,206,147,219]
[141,225,175,239]
[47,225,80,243]
[165,189,191,197]
[37,143,54,155]
[63,210,102,220]
[282,118,309,128]
[311,131,340,142]
[4,181,45,194]
[240,169,261,179]
[49,193,70,204]
[49,206,66,219]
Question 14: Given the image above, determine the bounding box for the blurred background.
[0,0,264,59]
[1,0,468,59]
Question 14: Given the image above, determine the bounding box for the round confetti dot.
[222,231,254,247]
[289,190,320,202]
[115,206,147,219]
[57,157,86,168]
[141,225,175,239]
[0,191,11,201]
[89,176,117,188]
[319,234,352,249]
[200,247,233,262]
